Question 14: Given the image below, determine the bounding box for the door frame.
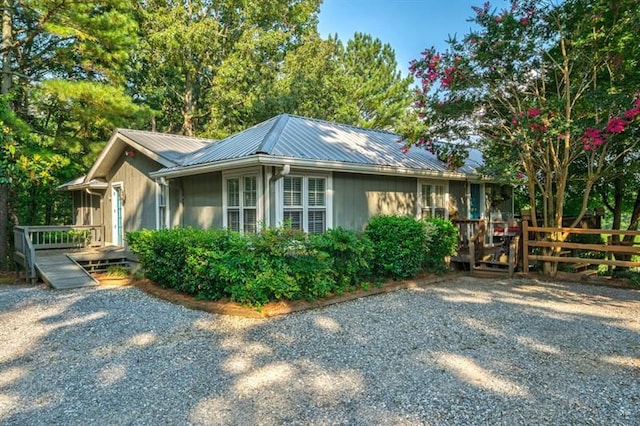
[111,182,124,246]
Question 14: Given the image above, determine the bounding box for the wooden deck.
[14,225,134,289]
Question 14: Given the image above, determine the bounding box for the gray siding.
[72,191,102,226]
[449,181,467,219]
[106,153,160,243]
[182,172,222,229]
[333,172,417,231]
[168,182,182,228]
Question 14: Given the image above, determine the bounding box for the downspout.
[269,165,290,227]
[269,164,290,182]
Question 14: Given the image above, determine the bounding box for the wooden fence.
[522,222,640,273]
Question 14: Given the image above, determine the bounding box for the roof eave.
[150,155,488,181]
[85,130,178,181]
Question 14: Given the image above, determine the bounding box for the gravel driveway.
[1,276,639,425]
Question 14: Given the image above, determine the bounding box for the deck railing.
[13,225,105,283]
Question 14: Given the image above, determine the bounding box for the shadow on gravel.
[1,278,639,424]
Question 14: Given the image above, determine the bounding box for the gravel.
[1,276,639,425]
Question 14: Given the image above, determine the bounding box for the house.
[60,114,514,246]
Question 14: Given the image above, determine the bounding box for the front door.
[111,183,124,246]
[470,184,481,219]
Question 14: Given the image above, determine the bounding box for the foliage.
[310,227,374,293]
[402,0,640,274]
[105,265,130,277]
[365,215,429,280]
[128,217,451,308]
[275,32,413,131]
[423,218,458,273]
[127,226,367,307]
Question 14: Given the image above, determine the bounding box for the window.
[156,180,169,229]
[282,175,328,233]
[420,182,447,219]
[224,174,259,233]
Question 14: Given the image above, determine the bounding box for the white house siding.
[332,172,417,231]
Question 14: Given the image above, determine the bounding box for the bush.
[423,218,458,273]
[365,215,427,280]
[128,216,455,307]
[310,227,374,293]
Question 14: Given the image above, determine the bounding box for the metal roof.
[117,129,214,165]
[178,114,482,174]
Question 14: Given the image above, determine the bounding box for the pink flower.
[516,173,524,179]
[634,98,640,108]
[529,122,547,132]
[511,118,519,125]
[582,127,607,150]
[606,117,626,134]
[520,17,529,26]
[527,108,542,118]
[624,108,640,119]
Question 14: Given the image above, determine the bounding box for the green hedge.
[364,215,457,279]
[127,216,458,307]
[127,226,374,307]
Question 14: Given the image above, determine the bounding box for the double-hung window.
[282,175,328,233]
[156,180,169,229]
[420,182,447,219]
[225,175,258,233]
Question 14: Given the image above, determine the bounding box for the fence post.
[522,221,529,273]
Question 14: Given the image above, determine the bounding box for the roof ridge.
[117,128,217,143]
[255,114,290,154]
[285,114,400,137]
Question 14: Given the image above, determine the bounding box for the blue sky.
[318,0,488,75]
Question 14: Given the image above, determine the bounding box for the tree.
[0,0,146,267]
[403,0,640,275]
[342,32,413,130]
[132,0,321,136]
[276,31,413,131]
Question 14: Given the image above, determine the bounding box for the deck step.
[570,262,590,272]
[471,265,510,277]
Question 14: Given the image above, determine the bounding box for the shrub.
[365,215,427,280]
[128,216,449,308]
[310,227,374,293]
[423,218,458,273]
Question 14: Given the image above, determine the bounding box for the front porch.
[13,225,135,288]
[452,217,521,276]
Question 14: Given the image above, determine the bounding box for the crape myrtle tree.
[402,0,640,275]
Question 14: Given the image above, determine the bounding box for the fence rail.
[522,222,640,273]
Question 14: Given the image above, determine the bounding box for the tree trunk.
[1,0,13,269]
[181,76,194,136]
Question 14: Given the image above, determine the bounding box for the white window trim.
[276,172,333,232]
[155,178,170,229]
[417,180,449,220]
[111,181,124,246]
[222,168,263,233]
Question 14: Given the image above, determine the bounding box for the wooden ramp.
[35,252,99,289]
